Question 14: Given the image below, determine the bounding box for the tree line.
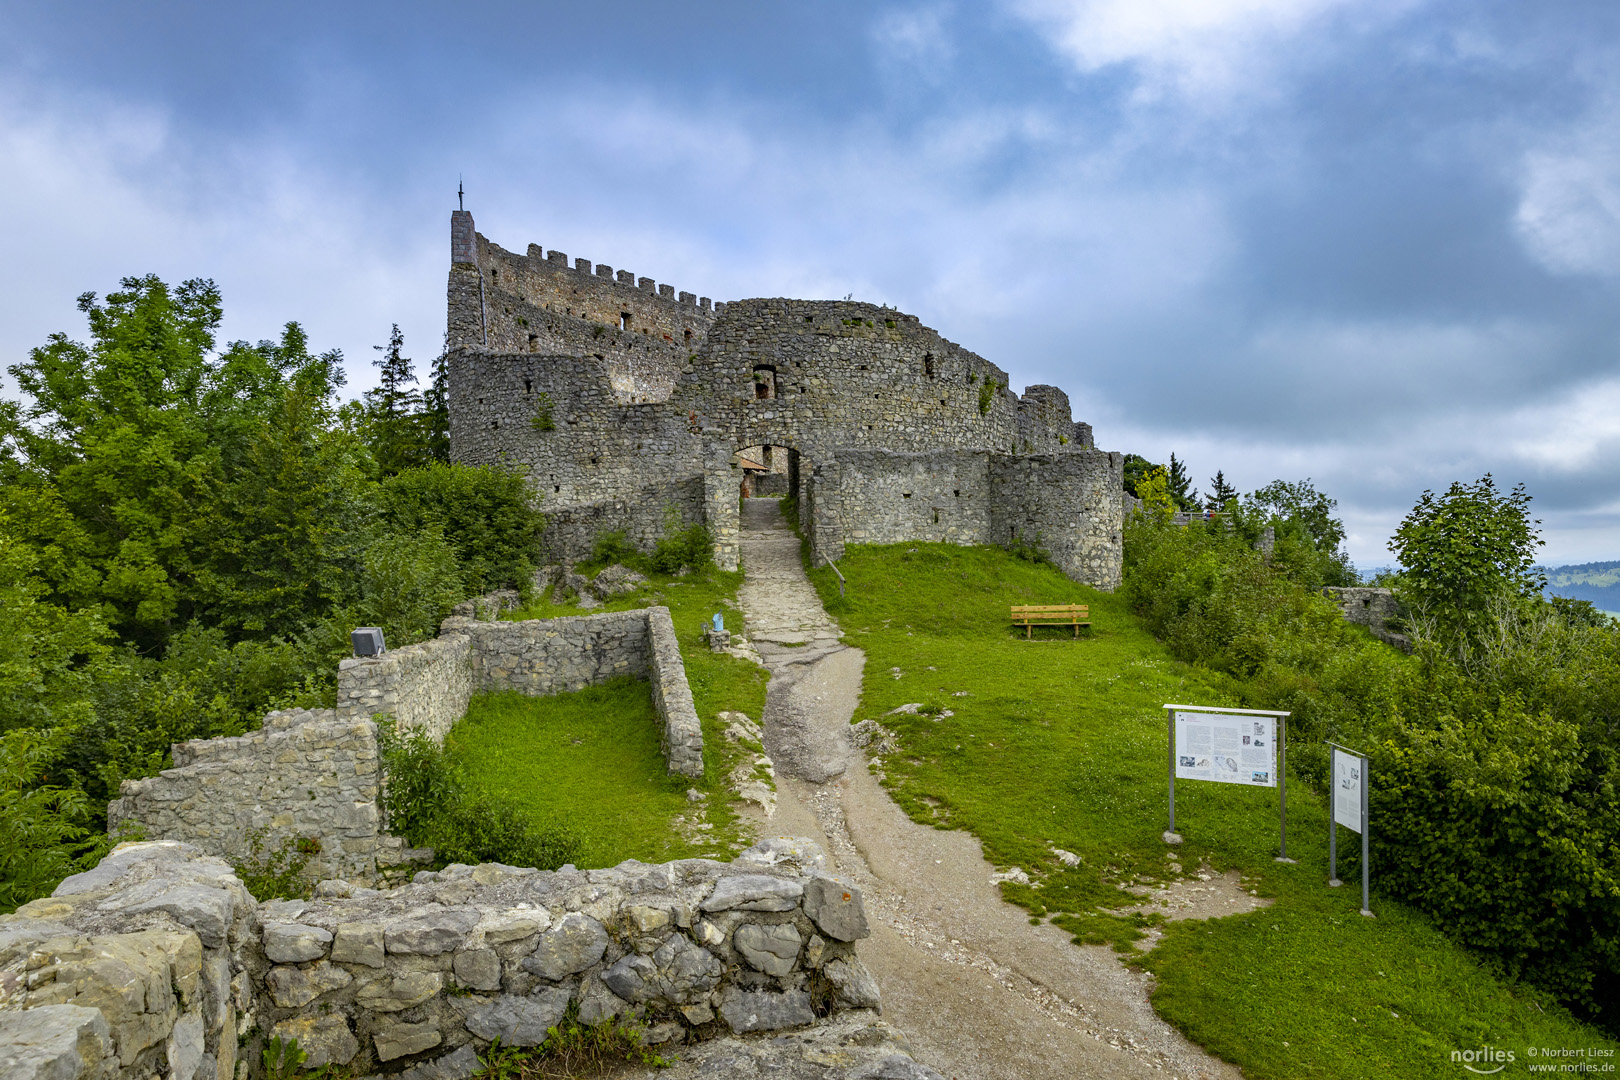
[0,275,544,907]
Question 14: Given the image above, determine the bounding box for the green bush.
[0,728,111,912]
[650,524,712,575]
[588,530,640,568]
[379,721,578,871]
[379,463,544,596]
[1370,698,1620,1017]
[359,528,465,646]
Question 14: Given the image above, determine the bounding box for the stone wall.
[337,635,473,744]
[0,838,893,1080]
[110,609,706,887]
[1323,587,1410,651]
[989,450,1124,592]
[107,710,383,884]
[807,451,992,564]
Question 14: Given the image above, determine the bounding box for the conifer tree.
[420,337,451,464]
[365,325,427,474]
[1205,469,1238,511]
[1168,453,1198,512]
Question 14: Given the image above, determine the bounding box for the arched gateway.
[445,209,1125,590]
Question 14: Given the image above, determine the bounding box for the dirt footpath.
[735,499,1245,1080]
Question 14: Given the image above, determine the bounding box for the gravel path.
[735,498,1244,1080]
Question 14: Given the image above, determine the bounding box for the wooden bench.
[1011,604,1090,639]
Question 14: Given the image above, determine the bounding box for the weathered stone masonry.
[0,837,895,1080]
[110,609,706,887]
[446,211,1126,590]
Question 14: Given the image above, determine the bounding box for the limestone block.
[264,961,352,1008]
[270,1013,358,1069]
[0,1005,113,1080]
[601,934,721,1005]
[395,1043,481,1080]
[166,1009,205,1080]
[575,973,628,1026]
[451,949,501,991]
[458,988,570,1047]
[122,884,235,951]
[331,923,385,967]
[701,875,803,913]
[374,1019,441,1062]
[718,987,815,1033]
[824,956,881,1010]
[385,907,480,955]
[262,923,331,963]
[733,923,802,976]
[356,971,442,1012]
[803,875,869,941]
[521,913,607,981]
[479,912,546,944]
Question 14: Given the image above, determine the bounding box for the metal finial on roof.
[458,176,465,212]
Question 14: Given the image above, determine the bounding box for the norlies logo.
[1453,1045,1516,1074]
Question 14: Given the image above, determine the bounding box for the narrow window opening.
[684,328,693,343]
[527,335,538,353]
[620,312,632,331]
[491,420,499,429]
[903,492,912,499]
[490,268,498,284]
[1010,526,1017,540]
[933,508,940,524]
[924,354,935,378]
[954,490,961,497]
[524,378,533,393]
[554,485,560,493]
[753,366,777,399]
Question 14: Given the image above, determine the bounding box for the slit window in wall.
[528,335,538,353]
[903,492,912,499]
[524,378,532,393]
[684,329,693,343]
[954,490,961,497]
[620,312,632,331]
[753,366,776,399]
[924,354,935,378]
[490,268,498,285]
[933,508,940,524]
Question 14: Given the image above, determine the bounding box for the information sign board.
[1174,711,1276,788]
[1334,752,1364,834]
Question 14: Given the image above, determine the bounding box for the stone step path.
[734,497,1242,1080]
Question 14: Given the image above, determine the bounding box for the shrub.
[380,463,544,596]
[588,530,640,568]
[232,828,319,902]
[0,728,111,912]
[379,721,579,871]
[1370,698,1620,1018]
[650,524,713,575]
[359,528,465,646]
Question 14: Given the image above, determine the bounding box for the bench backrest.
[1011,604,1089,619]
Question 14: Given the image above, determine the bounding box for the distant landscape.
[1542,561,1620,615]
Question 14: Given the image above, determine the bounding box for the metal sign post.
[1164,705,1292,861]
[1327,741,1374,918]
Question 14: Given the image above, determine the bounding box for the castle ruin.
[446,210,1125,589]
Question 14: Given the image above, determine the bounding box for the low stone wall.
[1323,587,1410,651]
[111,609,705,886]
[647,609,704,776]
[0,839,884,1080]
[108,710,383,883]
[337,634,473,744]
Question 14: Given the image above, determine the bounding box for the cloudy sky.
[2,1,1618,567]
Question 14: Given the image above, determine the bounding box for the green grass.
[804,541,1618,1079]
[450,563,769,867]
[448,681,731,867]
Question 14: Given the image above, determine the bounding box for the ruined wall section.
[676,299,1056,457]
[107,710,383,884]
[449,349,706,518]
[808,452,992,564]
[0,840,888,1080]
[989,450,1124,591]
[336,635,472,744]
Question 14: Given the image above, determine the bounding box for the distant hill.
[1540,561,1620,613]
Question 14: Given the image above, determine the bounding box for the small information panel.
[1334,751,1364,834]
[1174,711,1277,788]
